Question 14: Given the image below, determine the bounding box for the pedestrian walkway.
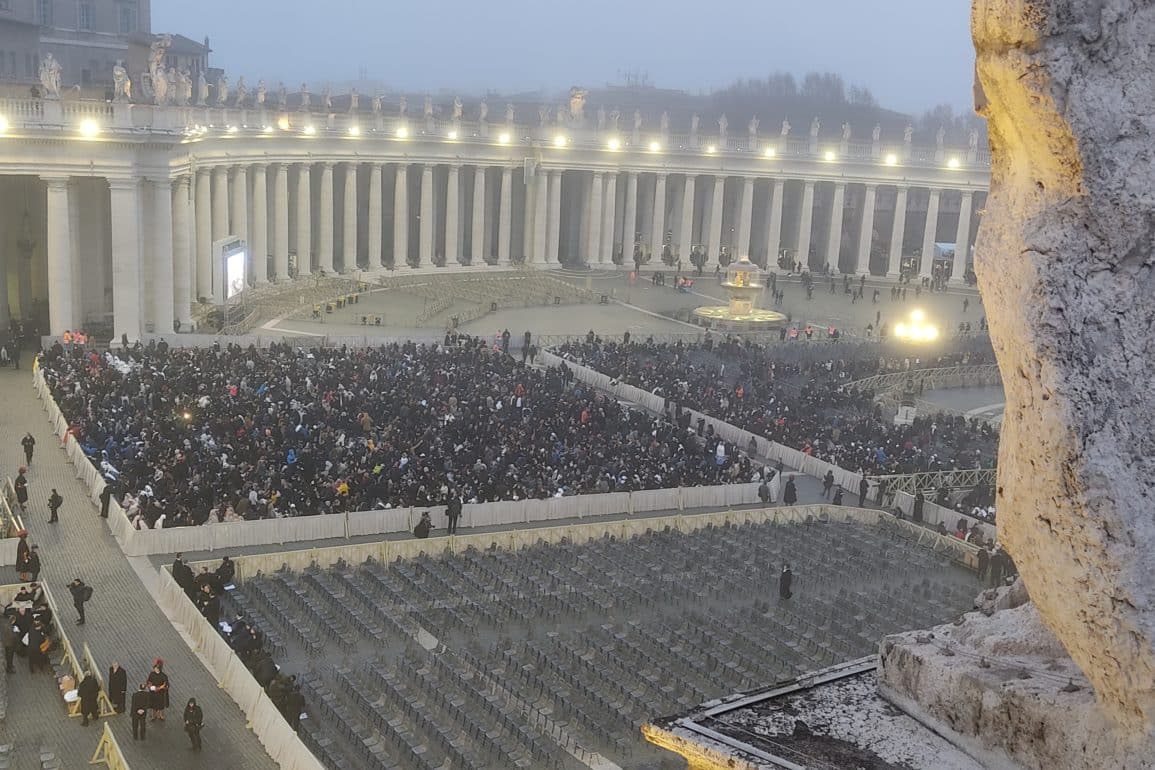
[0,358,277,769]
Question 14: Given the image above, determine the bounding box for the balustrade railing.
[0,95,991,169]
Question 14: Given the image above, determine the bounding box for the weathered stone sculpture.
[112,61,131,103]
[973,0,1155,733]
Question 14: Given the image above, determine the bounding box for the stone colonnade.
[36,163,979,339]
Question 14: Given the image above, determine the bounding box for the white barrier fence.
[154,564,324,770]
[31,363,773,555]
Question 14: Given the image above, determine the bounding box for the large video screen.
[226,250,247,300]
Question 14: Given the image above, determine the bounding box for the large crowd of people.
[554,334,1001,479]
[39,335,761,529]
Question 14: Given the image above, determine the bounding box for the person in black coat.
[782,477,798,505]
[912,491,925,523]
[99,484,114,519]
[146,661,170,720]
[13,470,28,512]
[413,511,432,539]
[183,698,204,750]
[858,477,870,507]
[130,685,150,740]
[172,554,195,598]
[445,494,462,535]
[108,662,128,713]
[832,486,844,505]
[779,564,793,600]
[78,671,101,725]
[21,433,35,466]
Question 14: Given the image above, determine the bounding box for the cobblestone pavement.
[0,352,277,770]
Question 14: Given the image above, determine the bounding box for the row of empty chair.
[231,518,978,769]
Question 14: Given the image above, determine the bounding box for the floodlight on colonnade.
[0,116,8,133]
[447,129,458,140]
[553,134,567,147]
[497,131,510,144]
[648,140,662,152]
[884,153,898,166]
[303,124,317,136]
[348,125,360,136]
[823,150,836,161]
[947,157,961,169]
[606,137,621,151]
[763,147,776,158]
[705,144,717,154]
[78,119,101,138]
[396,126,409,139]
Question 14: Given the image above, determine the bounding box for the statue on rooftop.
[478,99,488,122]
[748,115,759,138]
[660,111,670,134]
[633,108,643,131]
[568,87,587,123]
[277,82,287,109]
[809,116,820,138]
[423,95,433,118]
[235,76,247,107]
[718,113,728,140]
[505,103,515,123]
[152,65,168,105]
[452,96,463,120]
[609,109,620,130]
[841,121,851,141]
[197,72,209,106]
[539,104,549,126]
[597,106,607,131]
[112,60,131,103]
[968,127,979,150]
[349,89,359,113]
[299,83,310,110]
[690,113,700,136]
[322,85,332,113]
[398,95,407,116]
[903,123,913,143]
[371,93,382,114]
[780,117,790,136]
[936,125,946,147]
[256,80,267,107]
[216,75,228,106]
[872,123,881,142]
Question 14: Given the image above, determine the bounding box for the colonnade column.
[498,166,513,264]
[445,163,460,265]
[825,182,846,269]
[393,164,409,267]
[212,166,229,303]
[172,175,192,328]
[650,173,667,257]
[295,164,312,276]
[109,179,142,342]
[317,162,334,273]
[765,179,785,267]
[797,180,816,268]
[547,170,562,263]
[600,173,617,264]
[367,163,383,268]
[272,163,289,281]
[707,176,724,267]
[888,186,908,276]
[587,172,604,262]
[856,184,877,274]
[151,178,175,333]
[471,167,487,264]
[737,176,754,258]
[919,188,940,278]
[531,170,548,263]
[342,162,358,272]
[195,170,212,300]
[419,164,434,266]
[251,164,268,284]
[678,176,695,260]
[623,172,638,258]
[232,164,249,250]
[44,177,74,334]
[953,191,973,281]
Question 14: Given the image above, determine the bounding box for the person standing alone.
[21,433,34,466]
[69,578,92,625]
[130,685,150,740]
[47,488,63,524]
[183,698,204,750]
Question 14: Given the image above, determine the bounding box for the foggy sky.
[154,0,975,115]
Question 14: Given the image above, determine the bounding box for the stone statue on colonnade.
[322,86,332,113]
[633,108,642,131]
[423,95,433,118]
[660,111,669,134]
[968,127,979,150]
[780,117,790,136]
[216,75,228,105]
[197,72,208,106]
[748,115,759,141]
[112,61,131,103]
[277,82,287,109]
[178,68,192,106]
[452,96,463,120]
[349,89,359,113]
[256,80,266,107]
[505,103,515,124]
[299,83,310,110]
[841,121,851,140]
[152,66,168,105]
[935,125,945,148]
[398,95,407,116]
[597,106,606,131]
[478,99,488,122]
[717,113,728,141]
[568,87,587,123]
[903,123,913,143]
[538,105,549,126]
[609,109,620,130]
[690,113,700,136]
[147,35,170,98]
[809,116,820,137]
[372,93,382,114]
[872,123,881,142]
[235,76,248,107]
